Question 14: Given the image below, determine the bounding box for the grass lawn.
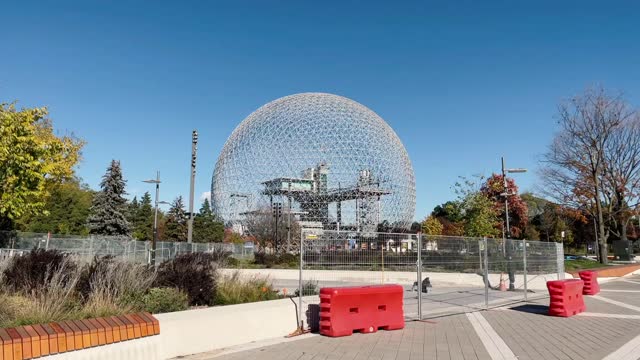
[564,259,607,271]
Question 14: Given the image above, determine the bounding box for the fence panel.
[298,231,564,324]
[0,232,245,264]
[418,235,488,318]
[299,229,420,326]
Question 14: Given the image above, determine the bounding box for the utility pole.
[500,157,527,291]
[502,157,510,239]
[272,202,282,253]
[143,171,161,266]
[187,130,198,244]
[287,183,291,252]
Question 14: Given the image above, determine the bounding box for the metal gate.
[298,229,563,326]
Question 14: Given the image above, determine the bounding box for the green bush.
[225,257,240,267]
[295,280,319,296]
[215,271,279,305]
[253,252,299,268]
[142,288,189,314]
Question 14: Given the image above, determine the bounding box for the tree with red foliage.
[481,174,528,238]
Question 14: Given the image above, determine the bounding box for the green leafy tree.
[523,225,541,240]
[193,199,224,243]
[164,196,187,241]
[421,215,443,235]
[432,201,463,223]
[455,176,500,238]
[462,192,500,238]
[88,160,130,235]
[431,201,465,236]
[17,179,93,235]
[0,102,84,229]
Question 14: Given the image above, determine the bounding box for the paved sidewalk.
[183,275,640,360]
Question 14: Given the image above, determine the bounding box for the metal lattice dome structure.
[211,93,415,233]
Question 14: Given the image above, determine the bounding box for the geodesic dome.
[211,93,415,233]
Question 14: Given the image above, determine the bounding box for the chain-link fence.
[298,230,564,325]
[0,231,251,264]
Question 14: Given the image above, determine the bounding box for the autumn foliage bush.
[155,252,220,306]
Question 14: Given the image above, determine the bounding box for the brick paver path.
[207,315,492,360]
[184,274,640,360]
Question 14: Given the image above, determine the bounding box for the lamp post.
[187,130,198,244]
[501,157,527,239]
[500,157,527,291]
[143,172,162,266]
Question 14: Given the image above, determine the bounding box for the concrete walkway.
[182,275,640,360]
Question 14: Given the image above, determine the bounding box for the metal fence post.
[483,237,489,309]
[523,240,528,302]
[298,228,304,329]
[417,233,423,320]
[556,242,565,280]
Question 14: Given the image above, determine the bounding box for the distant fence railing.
[0,231,253,263]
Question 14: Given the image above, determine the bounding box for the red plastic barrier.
[319,285,404,337]
[547,279,586,317]
[578,270,600,295]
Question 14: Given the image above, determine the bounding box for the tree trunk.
[621,219,628,241]
[594,178,608,264]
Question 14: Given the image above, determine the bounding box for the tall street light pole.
[501,157,527,239]
[187,130,198,244]
[501,157,527,291]
[143,171,161,266]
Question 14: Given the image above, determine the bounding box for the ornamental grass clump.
[155,252,220,306]
[215,271,279,305]
[78,255,156,318]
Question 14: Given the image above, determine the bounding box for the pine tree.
[127,196,139,225]
[193,199,224,242]
[164,196,187,241]
[200,198,213,217]
[88,160,131,236]
[132,191,154,240]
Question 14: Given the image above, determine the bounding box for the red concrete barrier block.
[578,270,600,295]
[547,279,586,317]
[319,285,404,337]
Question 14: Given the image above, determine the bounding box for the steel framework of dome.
[211,93,415,235]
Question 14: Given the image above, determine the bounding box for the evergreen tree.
[88,160,130,236]
[164,196,187,241]
[127,196,139,225]
[193,198,224,243]
[200,198,213,217]
[132,192,154,240]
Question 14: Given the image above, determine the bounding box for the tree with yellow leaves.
[0,102,84,229]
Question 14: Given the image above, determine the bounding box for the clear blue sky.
[2,1,640,220]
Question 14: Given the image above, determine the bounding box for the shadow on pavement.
[306,304,320,333]
[507,304,549,315]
